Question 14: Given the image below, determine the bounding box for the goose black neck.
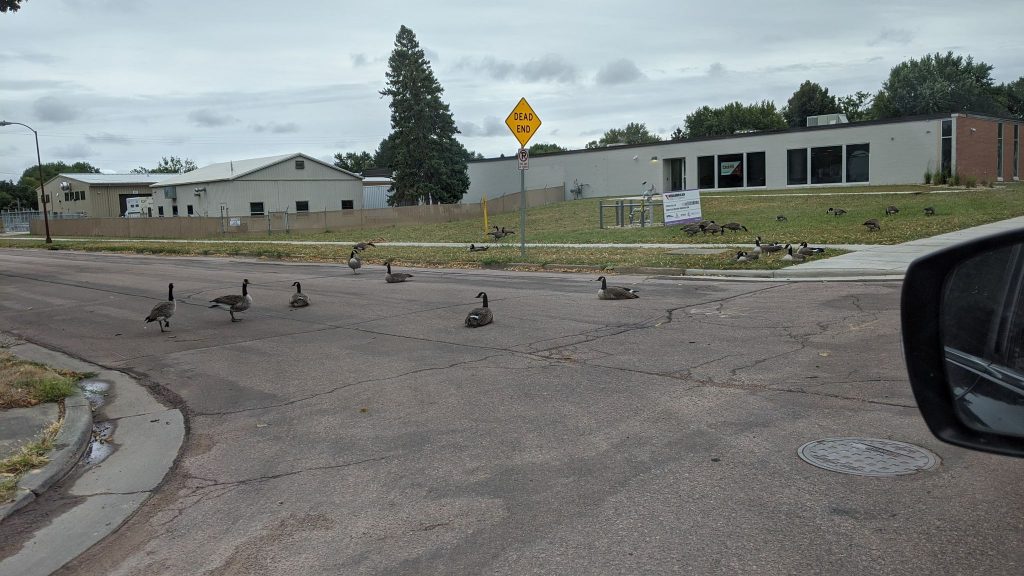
[242,282,248,296]
[294,282,302,293]
[387,263,392,274]
[168,284,174,301]
[481,293,488,307]
[599,277,608,289]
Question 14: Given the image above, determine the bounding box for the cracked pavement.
[0,249,1022,575]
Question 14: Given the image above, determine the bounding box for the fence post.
[598,203,604,229]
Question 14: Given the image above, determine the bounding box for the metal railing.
[598,200,663,229]
[1,209,86,233]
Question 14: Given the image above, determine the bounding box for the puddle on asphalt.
[85,420,115,465]
[79,379,111,409]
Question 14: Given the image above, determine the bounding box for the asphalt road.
[1,248,1022,575]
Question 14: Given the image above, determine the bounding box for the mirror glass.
[941,242,1024,438]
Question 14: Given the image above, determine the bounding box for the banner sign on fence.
[662,189,703,226]
[229,217,241,227]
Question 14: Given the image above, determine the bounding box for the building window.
[64,192,71,202]
[997,123,1003,180]
[295,160,305,170]
[158,206,164,217]
[811,146,843,184]
[669,159,683,191]
[697,155,715,189]
[787,149,807,185]
[250,202,265,216]
[187,205,194,216]
[717,154,744,188]
[171,205,179,216]
[746,152,766,187]
[1014,124,1020,180]
[846,144,870,183]
[295,201,309,212]
[341,200,354,210]
[941,119,952,177]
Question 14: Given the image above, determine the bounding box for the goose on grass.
[596,276,639,300]
[209,279,252,322]
[469,244,489,252]
[465,292,493,327]
[290,282,310,308]
[144,283,176,332]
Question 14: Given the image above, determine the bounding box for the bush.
[950,171,961,186]
[934,171,948,185]
[924,169,932,184]
[32,375,78,403]
[965,175,977,188]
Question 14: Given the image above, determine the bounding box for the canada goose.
[863,218,881,231]
[680,223,702,236]
[347,250,362,273]
[596,276,639,300]
[209,279,252,322]
[721,222,748,233]
[885,205,900,216]
[924,206,936,216]
[782,245,805,261]
[289,282,309,308]
[752,238,763,254]
[700,222,723,235]
[465,292,493,327]
[776,214,788,222]
[756,236,784,254]
[468,243,489,252]
[827,207,847,216]
[353,242,376,252]
[385,262,413,283]
[487,226,515,239]
[735,250,758,262]
[797,241,826,256]
[144,283,176,332]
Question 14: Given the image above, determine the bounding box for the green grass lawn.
[263,183,1024,246]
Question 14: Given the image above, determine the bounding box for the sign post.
[505,97,541,258]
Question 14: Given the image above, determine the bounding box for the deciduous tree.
[380,25,469,205]
[838,91,876,122]
[585,122,661,148]
[528,143,566,155]
[333,151,375,174]
[17,161,100,193]
[682,101,785,138]
[872,52,1001,118]
[782,81,840,127]
[130,156,197,174]
[1,0,26,13]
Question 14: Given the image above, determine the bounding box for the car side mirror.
[902,228,1024,457]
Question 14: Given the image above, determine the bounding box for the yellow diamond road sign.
[505,98,541,148]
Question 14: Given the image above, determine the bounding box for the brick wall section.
[1006,122,1021,181]
[956,116,999,183]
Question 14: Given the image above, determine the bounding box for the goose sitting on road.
[735,251,758,262]
[209,279,252,322]
[924,206,936,216]
[863,218,881,232]
[144,282,176,333]
[885,205,900,216]
[469,243,489,252]
[596,276,639,300]
[797,241,825,256]
[289,282,310,308]
[385,262,413,283]
[721,222,748,233]
[782,245,805,261]
[348,250,362,273]
[353,242,376,252]
[465,292,493,327]
[827,207,848,216]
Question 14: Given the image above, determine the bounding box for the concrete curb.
[0,380,94,524]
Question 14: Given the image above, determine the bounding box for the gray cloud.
[351,53,368,67]
[0,79,78,91]
[457,53,578,84]
[0,50,60,65]
[33,96,80,123]
[250,122,301,134]
[706,62,727,77]
[595,59,644,85]
[459,116,506,137]
[869,28,913,46]
[51,142,96,159]
[84,132,133,145]
[187,109,240,127]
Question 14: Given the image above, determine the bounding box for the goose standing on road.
[348,250,362,274]
[596,276,640,300]
[465,292,493,327]
[209,279,252,322]
[289,282,310,308]
[385,262,413,283]
[144,282,176,333]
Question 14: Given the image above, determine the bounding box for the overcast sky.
[1,0,1022,179]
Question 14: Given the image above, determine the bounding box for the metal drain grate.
[798,437,939,477]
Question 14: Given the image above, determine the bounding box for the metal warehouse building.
[465,112,1021,203]
[35,173,163,218]
[150,153,362,218]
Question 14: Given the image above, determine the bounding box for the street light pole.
[0,120,52,243]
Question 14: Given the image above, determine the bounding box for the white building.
[465,113,1021,203]
[150,153,362,218]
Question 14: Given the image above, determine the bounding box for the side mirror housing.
[902,227,1024,457]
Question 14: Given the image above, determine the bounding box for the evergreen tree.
[380,25,469,205]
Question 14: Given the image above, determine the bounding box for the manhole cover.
[798,437,938,477]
